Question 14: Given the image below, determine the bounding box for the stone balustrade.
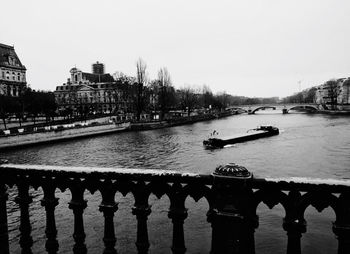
[0,161,350,254]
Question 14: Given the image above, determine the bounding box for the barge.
[203,125,279,149]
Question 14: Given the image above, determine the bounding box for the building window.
[6,72,10,80]
[18,73,21,81]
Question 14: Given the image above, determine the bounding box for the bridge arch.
[250,106,276,114]
[287,105,318,113]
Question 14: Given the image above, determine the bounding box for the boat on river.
[203,125,279,149]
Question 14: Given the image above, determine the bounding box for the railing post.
[41,179,59,254]
[68,180,88,254]
[168,208,188,254]
[0,182,9,254]
[132,181,151,254]
[282,190,306,254]
[333,192,350,254]
[209,163,257,254]
[15,177,33,254]
[168,182,188,254]
[99,179,118,254]
[282,218,306,254]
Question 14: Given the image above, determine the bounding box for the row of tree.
[0,88,56,129]
[115,58,281,120]
[281,87,318,104]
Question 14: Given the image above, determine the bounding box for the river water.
[2,111,350,253]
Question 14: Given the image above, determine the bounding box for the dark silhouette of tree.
[201,85,215,109]
[178,86,198,116]
[157,67,176,120]
[304,87,317,103]
[0,89,57,129]
[0,96,17,129]
[22,88,57,125]
[216,92,229,110]
[1,96,21,128]
[135,58,148,121]
[112,75,132,115]
[282,92,304,104]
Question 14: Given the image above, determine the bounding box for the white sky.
[2,0,350,97]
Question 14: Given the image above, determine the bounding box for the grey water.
[2,111,350,253]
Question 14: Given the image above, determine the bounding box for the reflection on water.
[2,112,350,253]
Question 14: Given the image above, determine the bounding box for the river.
[2,111,350,253]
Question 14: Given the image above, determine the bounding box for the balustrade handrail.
[1,162,350,254]
[1,163,350,191]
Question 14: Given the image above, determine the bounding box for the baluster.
[333,192,350,254]
[15,178,33,254]
[168,182,188,254]
[99,179,118,254]
[132,181,151,254]
[41,179,59,254]
[68,179,87,254]
[282,190,305,254]
[0,183,9,254]
[282,218,306,254]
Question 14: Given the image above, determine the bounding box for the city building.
[54,62,136,116]
[0,43,27,97]
[315,77,350,110]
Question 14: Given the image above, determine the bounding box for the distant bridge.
[249,106,277,114]
[227,104,320,114]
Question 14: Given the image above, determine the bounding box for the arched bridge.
[227,104,320,114]
[285,105,318,113]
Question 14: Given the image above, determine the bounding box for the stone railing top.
[0,163,212,183]
[1,163,350,191]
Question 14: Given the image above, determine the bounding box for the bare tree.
[148,79,160,114]
[201,84,214,109]
[158,67,171,87]
[135,58,148,121]
[304,87,317,103]
[157,67,174,120]
[178,86,198,116]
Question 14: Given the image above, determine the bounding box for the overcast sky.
[2,0,350,97]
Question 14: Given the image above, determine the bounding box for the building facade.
[315,77,350,110]
[0,43,27,97]
[54,63,136,115]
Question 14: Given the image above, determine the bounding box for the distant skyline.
[2,0,350,98]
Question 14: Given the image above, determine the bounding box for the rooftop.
[0,43,26,70]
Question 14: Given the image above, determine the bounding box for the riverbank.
[130,110,238,131]
[0,110,238,150]
[316,109,350,115]
[0,122,130,151]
